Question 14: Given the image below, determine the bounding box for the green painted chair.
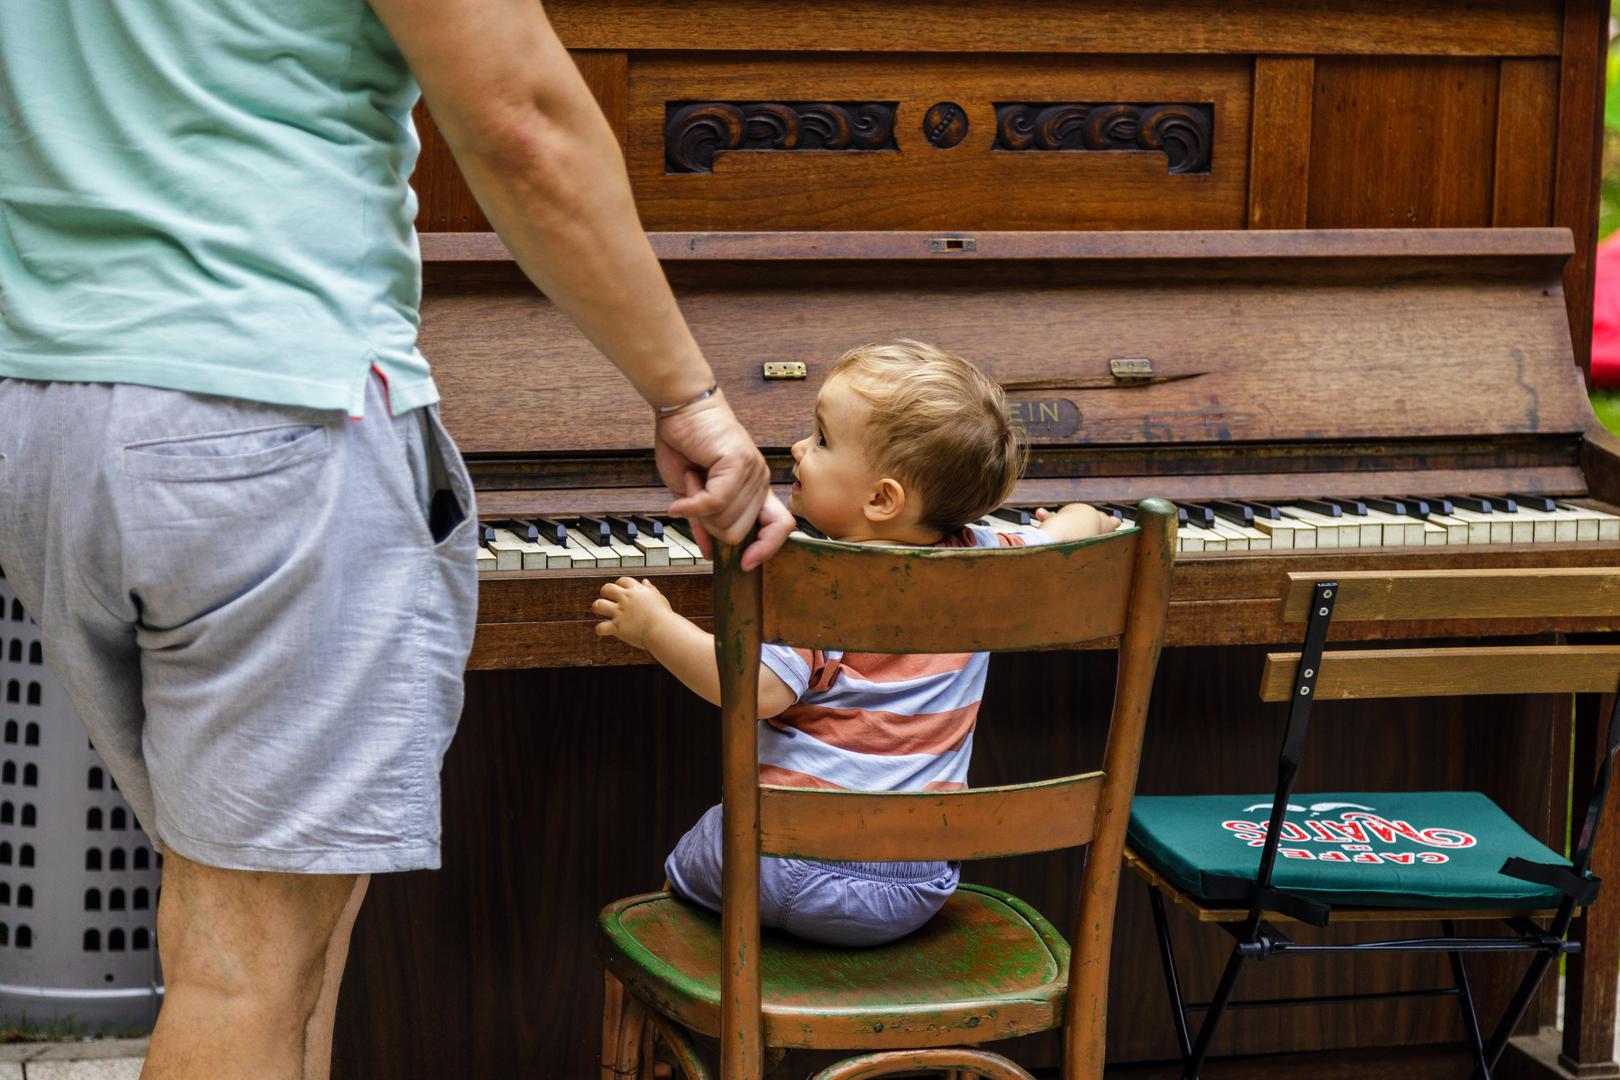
[1124,568,1620,1080]
[597,500,1177,1080]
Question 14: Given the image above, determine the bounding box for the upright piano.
[334,4,1620,1078]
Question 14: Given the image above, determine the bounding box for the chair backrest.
[1269,569,1620,702]
[710,498,1178,1080]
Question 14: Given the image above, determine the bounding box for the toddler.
[593,341,1119,945]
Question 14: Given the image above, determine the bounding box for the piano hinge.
[1109,358,1155,382]
[762,361,808,380]
[927,237,977,254]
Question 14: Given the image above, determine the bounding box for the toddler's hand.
[593,576,673,650]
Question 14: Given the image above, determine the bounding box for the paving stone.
[23,1042,147,1063]
[25,1061,144,1080]
[0,1062,21,1080]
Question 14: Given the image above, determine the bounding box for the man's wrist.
[652,382,719,417]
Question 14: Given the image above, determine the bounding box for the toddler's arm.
[1032,503,1124,542]
[593,577,798,716]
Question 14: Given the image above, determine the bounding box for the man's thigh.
[0,375,478,875]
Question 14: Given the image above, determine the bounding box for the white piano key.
[1360,507,1426,547]
[1279,507,1356,547]
[1179,523,1225,552]
[559,534,599,568]
[1558,503,1620,542]
[605,536,645,568]
[483,531,525,571]
[476,548,498,574]
[490,527,550,571]
[662,526,711,565]
[1442,507,1508,544]
[1251,516,1311,549]
[1204,520,1252,551]
[567,531,619,568]
[1421,520,1449,545]
[632,534,672,567]
[1424,512,1471,545]
[1175,528,1202,553]
[1509,505,1565,544]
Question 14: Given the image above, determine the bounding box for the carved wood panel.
[628,55,1251,231]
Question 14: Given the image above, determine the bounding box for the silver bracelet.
[653,382,719,417]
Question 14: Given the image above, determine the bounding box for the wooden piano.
[334,4,1620,1078]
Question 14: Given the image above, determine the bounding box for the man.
[0,1,790,1077]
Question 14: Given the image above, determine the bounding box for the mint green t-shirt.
[0,0,435,417]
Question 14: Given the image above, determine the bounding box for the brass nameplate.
[1007,397,1080,440]
[763,362,808,380]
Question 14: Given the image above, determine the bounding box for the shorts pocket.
[123,424,330,482]
[415,407,475,548]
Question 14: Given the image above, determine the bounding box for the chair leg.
[1182,942,1249,1080]
[1442,920,1492,1080]
[602,970,648,1080]
[1480,944,1561,1074]
[1148,884,1195,1063]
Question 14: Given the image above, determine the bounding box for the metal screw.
[1319,607,1330,616]
[1303,668,1315,678]
[1323,588,1334,598]
[1300,686,1311,696]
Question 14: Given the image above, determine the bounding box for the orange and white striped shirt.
[757,525,1047,791]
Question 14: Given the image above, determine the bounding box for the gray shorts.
[665,803,960,947]
[0,374,478,874]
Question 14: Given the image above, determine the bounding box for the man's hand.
[656,390,791,570]
[593,576,674,651]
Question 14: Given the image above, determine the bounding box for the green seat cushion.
[1129,791,1573,909]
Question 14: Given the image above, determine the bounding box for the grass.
[0,1012,147,1043]
[1594,391,1620,435]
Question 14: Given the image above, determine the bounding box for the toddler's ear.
[865,476,907,523]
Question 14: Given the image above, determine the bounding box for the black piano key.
[996,505,1032,526]
[1363,497,1408,516]
[1506,493,1557,512]
[1324,498,1368,516]
[1207,500,1254,526]
[1241,501,1283,521]
[604,515,639,543]
[1450,495,1494,513]
[1406,495,1458,518]
[1101,503,1139,522]
[529,517,569,545]
[1477,494,1517,513]
[569,516,614,546]
[793,516,829,540]
[1182,503,1215,528]
[1099,504,1130,521]
[477,523,498,545]
[629,514,664,540]
[490,519,539,543]
[1293,499,1343,518]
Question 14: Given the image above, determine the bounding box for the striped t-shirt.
[758,524,1052,791]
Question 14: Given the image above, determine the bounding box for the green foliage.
[1594,391,1620,434]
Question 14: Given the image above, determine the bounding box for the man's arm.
[368,0,789,566]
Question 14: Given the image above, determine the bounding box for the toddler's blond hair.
[830,340,1023,534]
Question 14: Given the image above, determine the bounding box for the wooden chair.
[1124,568,1620,1080]
[596,499,1178,1080]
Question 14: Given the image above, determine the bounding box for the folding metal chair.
[1124,568,1620,1079]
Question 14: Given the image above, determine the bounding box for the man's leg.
[143,851,360,1080]
[303,874,371,1080]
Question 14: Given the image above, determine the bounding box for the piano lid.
[421,228,1590,460]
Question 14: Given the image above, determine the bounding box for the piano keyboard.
[986,495,1620,554]
[474,496,1620,571]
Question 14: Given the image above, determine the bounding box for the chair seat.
[596,883,1070,1051]
[1128,790,1574,909]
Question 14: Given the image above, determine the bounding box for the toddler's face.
[789,375,882,539]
